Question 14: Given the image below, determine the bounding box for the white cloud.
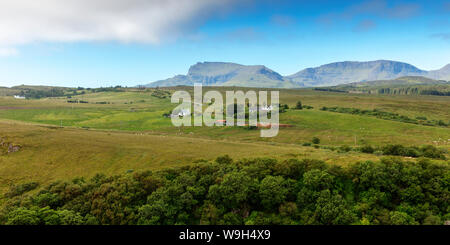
[0,47,18,57]
[0,0,241,46]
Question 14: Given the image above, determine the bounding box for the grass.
[0,119,383,194]
[0,89,448,146]
[0,87,449,194]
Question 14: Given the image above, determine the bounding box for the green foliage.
[314,190,356,225]
[259,176,288,210]
[360,145,375,154]
[6,182,39,198]
[381,144,446,159]
[208,171,257,210]
[312,137,320,144]
[389,211,419,225]
[216,155,233,165]
[5,208,40,225]
[320,106,449,127]
[21,88,65,99]
[338,145,352,153]
[151,90,171,99]
[0,157,448,225]
[295,101,303,110]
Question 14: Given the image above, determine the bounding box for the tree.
[295,101,303,110]
[259,176,288,210]
[312,137,320,144]
[314,190,356,225]
[389,211,418,225]
[6,208,40,225]
[199,201,221,225]
[302,169,334,191]
[208,171,256,210]
[58,210,84,225]
[423,215,442,225]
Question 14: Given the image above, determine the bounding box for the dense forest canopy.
[1,156,448,225]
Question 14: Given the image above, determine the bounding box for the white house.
[14,95,26,99]
[171,109,191,118]
[179,109,191,117]
[260,105,273,111]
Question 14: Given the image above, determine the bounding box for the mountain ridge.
[143,60,450,88]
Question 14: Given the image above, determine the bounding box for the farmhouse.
[260,105,273,111]
[171,109,191,118]
[14,95,26,99]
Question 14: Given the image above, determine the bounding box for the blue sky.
[0,0,449,87]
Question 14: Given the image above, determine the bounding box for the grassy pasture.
[0,88,448,146]
[0,119,383,194]
[0,87,449,194]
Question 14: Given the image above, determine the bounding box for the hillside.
[428,64,450,81]
[340,76,449,87]
[323,76,450,96]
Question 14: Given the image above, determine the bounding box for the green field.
[0,86,449,195]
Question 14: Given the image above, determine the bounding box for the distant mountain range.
[143,60,450,88]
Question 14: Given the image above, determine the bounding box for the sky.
[0,0,449,87]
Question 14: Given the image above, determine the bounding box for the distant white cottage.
[14,95,25,99]
[171,109,191,118]
[260,105,273,111]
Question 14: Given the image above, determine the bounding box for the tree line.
[320,106,449,127]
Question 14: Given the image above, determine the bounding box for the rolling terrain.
[0,86,449,196]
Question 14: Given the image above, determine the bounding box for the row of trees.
[303,138,446,160]
[320,106,449,127]
[18,88,65,99]
[377,87,450,96]
[0,156,448,225]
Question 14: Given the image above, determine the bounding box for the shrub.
[6,182,39,197]
[381,144,445,159]
[374,150,383,156]
[360,145,375,154]
[338,145,352,153]
[420,145,446,160]
[382,144,406,156]
[216,155,233,164]
[5,208,40,225]
[312,137,320,144]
